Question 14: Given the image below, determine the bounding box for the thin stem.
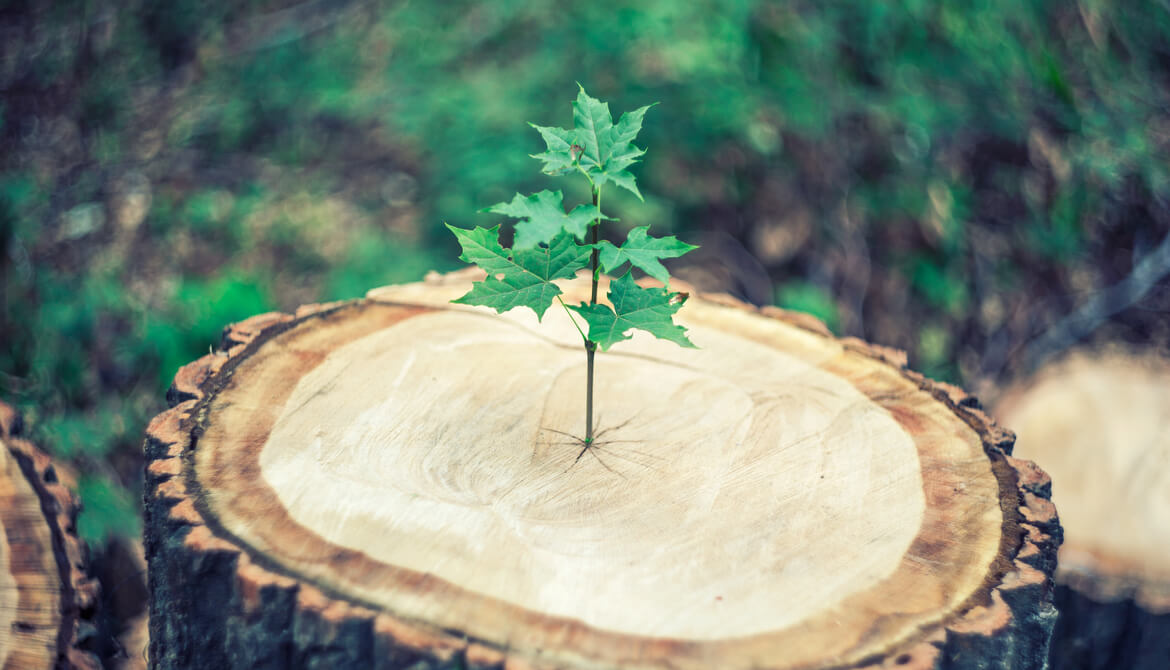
[556,296,588,344]
[585,185,602,444]
[591,187,602,299]
[575,163,595,189]
[585,340,596,444]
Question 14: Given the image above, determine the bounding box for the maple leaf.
[529,85,654,200]
[572,85,654,200]
[595,226,698,286]
[570,272,696,350]
[529,124,581,176]
[446,224,591,320]
[482,190,606,249]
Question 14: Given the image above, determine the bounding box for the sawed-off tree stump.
[995,352,1170,670]
[0,402,99,670]
[145,270,1061,670]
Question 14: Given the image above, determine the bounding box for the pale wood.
[996,351,1170,608]
[995,351,1170,669]
[0,444,32,670]
[116,611,149,670]
[146,271,1060,670]
[0,402,99,670]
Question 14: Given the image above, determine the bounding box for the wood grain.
[997,351,1170,610]
[995,351,1170,669]
[0,402,99,670]
[146,272,1060,670]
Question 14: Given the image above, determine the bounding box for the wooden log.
[145,271,1060,670]
[994,351,1170,670]
[0,402,100,670]
[90,536,149,670]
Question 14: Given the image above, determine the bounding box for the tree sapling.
[446,85,697,447]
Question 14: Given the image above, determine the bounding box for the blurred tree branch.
[1020,214,1170,374]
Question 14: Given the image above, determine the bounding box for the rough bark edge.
[0,402,102,670]
[144,277,1061,670]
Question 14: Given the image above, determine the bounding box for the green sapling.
[446,85,698,446]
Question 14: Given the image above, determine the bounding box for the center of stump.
[250,310,924,639]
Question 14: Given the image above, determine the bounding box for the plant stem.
[585,340,596,444]
[591,187,602,301]
[585,186,602,444]
[556,296,588,343]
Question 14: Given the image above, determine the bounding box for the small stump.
[0,402,99,669]
[996,351,1170,670]
[145,272,1059,670]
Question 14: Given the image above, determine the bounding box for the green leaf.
[604,171,644,201]
[596,226,698,285]
[572,87,615,172]
[571,85,654,199]
[446,224,591,320]
[529,124,580,176]
[570,272,695,350]
[482,190,606,249]
[529,86,654,199]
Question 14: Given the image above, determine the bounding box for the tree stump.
[995,351,1170,670]
[145,271,1060,670]
[0,402,99,670]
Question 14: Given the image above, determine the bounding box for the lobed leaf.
[571,86,654,199]
[572,87,614,174]
[446,224,591,320]
[482,190,606,249]
[529,124,580,176]
[529,85,654,200]
[596,226,698,286]
[570,272,695,350]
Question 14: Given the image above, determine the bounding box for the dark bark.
[1048,586,1170,670]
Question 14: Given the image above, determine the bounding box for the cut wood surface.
[146,270,1060,670]
[0,402,99,670]
[994,351,1170,670]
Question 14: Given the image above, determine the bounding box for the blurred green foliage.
[776,280,839,332]
[2,0,1169,544]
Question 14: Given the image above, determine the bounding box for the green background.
[2,0,1168,559]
